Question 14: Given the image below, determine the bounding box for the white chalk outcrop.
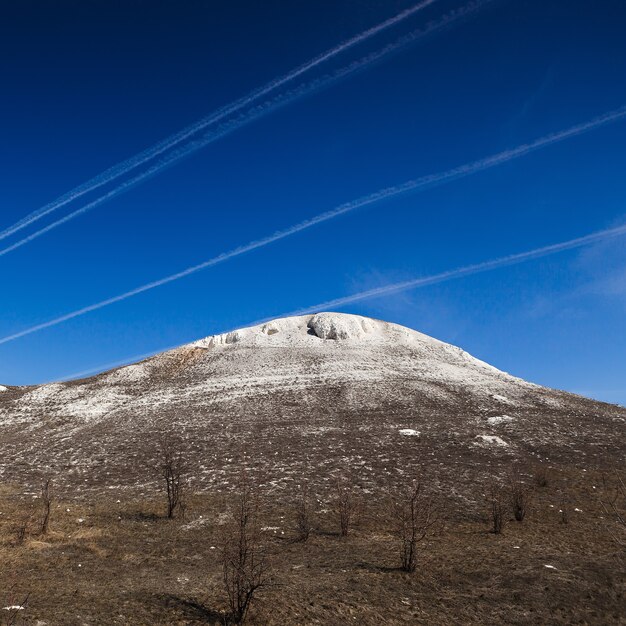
[307,312,374,340]
[0,313,555,428]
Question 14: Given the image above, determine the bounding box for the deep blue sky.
[1,0,625,405]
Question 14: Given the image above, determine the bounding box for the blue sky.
[1,0,625,405]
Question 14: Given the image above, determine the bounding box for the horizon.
[1,0,625,405]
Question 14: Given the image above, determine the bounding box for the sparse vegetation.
[13,515,30,547]
[293,480,313,542]
[333,477,359,537]
[221,473,272,624]
[39,478,52,536]
[488,482,506,534]
[158,437,187,519]
[0,464,624,624]
[599,469,626,550]
[390,478,436,573]
[508,468,532,522]
[533,464,550,488]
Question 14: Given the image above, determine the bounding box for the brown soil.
[1,467,624,625]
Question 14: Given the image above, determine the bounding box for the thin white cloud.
[3,95,625,262]
[1,103,625,344]
[284,223,626,315]
[51,220,626,382]
[0,0,444,245]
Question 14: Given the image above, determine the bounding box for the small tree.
[390,479,436,573]
[508,469,532,522]
[221,472,272,624]
[294,481,313,542]
[158,437,186,519]
[488,482,506,534]
[333,477,359,537]
[40,478,52,535]
[599,470,626,550]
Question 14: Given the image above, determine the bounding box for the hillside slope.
[0,313,623,495]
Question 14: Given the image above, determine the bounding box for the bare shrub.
[488,482,506,534]
[39,478,52,535]
[390,478,436,573]
[14,515,31,546]
[221,473,272,624]
[508,469,532,522]
[533,464,550,488]
[294,481,313,542]
[333,477,359,537]
[599,470,625,549]
[158,436,187,519]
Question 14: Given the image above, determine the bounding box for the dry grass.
[0,467,625,625]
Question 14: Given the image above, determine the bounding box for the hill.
[0,313,624,624]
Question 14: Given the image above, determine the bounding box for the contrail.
[52,220,626,382]
[0,0,493,257]
[284,222,626,315]
[0,0,440,243]
[1,104,625,341]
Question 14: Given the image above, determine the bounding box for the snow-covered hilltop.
[192,312,493,356]
[0,313,623,492]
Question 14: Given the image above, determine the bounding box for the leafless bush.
[390,479,437,573]
[599,470,625,549]
[533,464,550,488]
[294,481,313,542]
[332,472,361,537]
[221,473,272,624]
[158,436,187,519]
[508,469,532,522]
[13,515,31,546]
[488,482,506,534]
[39,478,52,535]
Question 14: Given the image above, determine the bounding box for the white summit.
[0,311,623,496]
[0,313,552,427]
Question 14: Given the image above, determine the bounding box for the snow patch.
[486,415,515,425]
[475,434,509,447]
[491,394,516,405]
[21,383,65,404]
[59,387,131,420]
[0,385,7,392]
[398,429,420,436]
[105,363,149,384]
